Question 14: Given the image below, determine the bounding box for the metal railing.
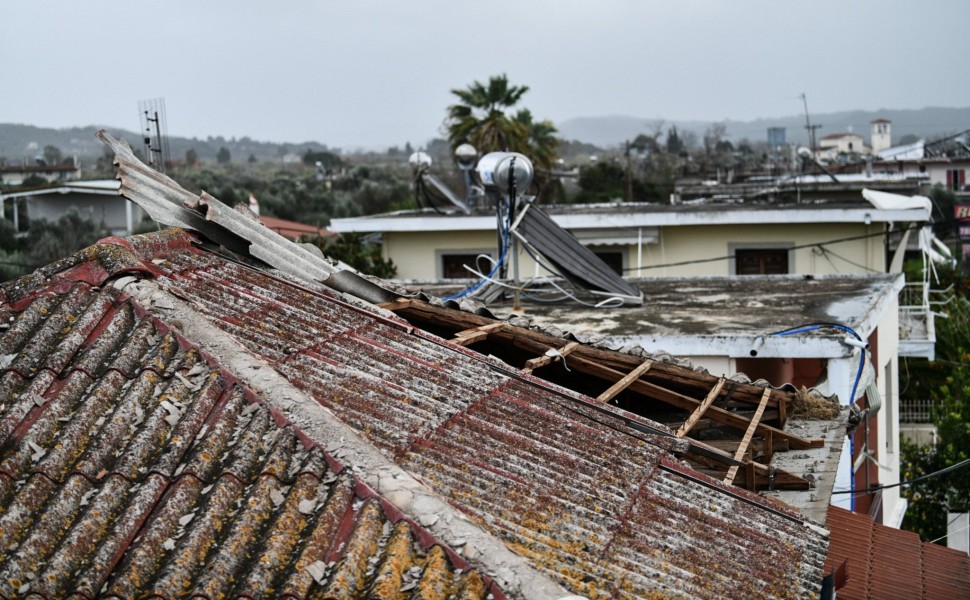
[899,398,938,423]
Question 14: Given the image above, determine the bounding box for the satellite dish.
[455,143,477,167]
[408,151,432,170]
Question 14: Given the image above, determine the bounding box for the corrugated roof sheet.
[17,230,834,599]
[0,277,499,599]
[825,505,970,599]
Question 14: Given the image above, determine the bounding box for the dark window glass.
[441,253,491,279]
[735,248,789,275]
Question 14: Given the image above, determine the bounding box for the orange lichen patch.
[320,499,386,598]
[280,471,356,596]
[366,521,414,600]
[412,545,455,600]
[149,476,245,596]
[235,471,323,596]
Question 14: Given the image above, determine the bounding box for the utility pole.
[800,93,822,154]
[625,140,634,202]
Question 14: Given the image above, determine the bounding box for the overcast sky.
[4,1,968,150]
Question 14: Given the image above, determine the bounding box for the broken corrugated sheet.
[825,505,970,599]
[42,229,832,599]
[0,279,499,599]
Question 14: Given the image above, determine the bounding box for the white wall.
[386,222,884,280]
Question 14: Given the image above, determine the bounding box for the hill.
[0,124,334,166]
[556,106,970,149]
[3,106,968,166]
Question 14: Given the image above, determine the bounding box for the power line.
[623,223,921,273]
[831,457,970,495]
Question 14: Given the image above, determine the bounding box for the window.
[947,169,966,191]
[734,248,790,275]
[592,250,624,276]
[440,252,492,279]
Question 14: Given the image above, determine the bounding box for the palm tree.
[446,75,559,178]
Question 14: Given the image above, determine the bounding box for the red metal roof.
[2,229,834,599]
[825,505,970,599]
[258,215,334,241]
[0,271,499,598]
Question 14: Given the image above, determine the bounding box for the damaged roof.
[0,131,841,598]
[1,226,829,599]
[0,272,500,599]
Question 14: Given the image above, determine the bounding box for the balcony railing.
[900,398,937,423]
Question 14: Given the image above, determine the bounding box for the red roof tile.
[3,229,834,599]
[825,505,970,599]
[0,277,499,599]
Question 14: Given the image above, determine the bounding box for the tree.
[43,145,62,165]
[302,232,396,279]
[665,126,684,154]
[445,74,559,185]
[901,275,970,542]
[217,147,231,165]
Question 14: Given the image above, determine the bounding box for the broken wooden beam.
[677,378,726,437]
[596,359,653,403]
[522,341,580,374]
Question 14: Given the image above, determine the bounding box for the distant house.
[0,159,82,187]
[817,132,869,162]
[0,179,144,235]
[258,214,335,241]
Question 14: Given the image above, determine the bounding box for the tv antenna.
[139,98,171,173]
[799,93,822,153]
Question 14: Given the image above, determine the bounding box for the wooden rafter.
[676,378,726,437]
[724,388,772,485]
[522,341,580,374]
[380,299,820,450]
[557,351,821,450]
[450,322,506,347]
[596,360,653,403]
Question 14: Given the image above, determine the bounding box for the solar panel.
[511,203,643,306]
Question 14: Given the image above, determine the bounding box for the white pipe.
[843,336,870,350]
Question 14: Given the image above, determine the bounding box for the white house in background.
[0,159,82,186]
[0,180,145,235]
[817,132,869,162]
[331,191,931,281]
[333,186,943,528]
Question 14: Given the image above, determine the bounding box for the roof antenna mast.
[799,93,822,155]
[138,98,171,174]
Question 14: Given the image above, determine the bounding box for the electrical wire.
[443,158,518,301]
[930,523,970,545]
[770,322,867,406]
[831,457,970,495]
[621,222,926,273]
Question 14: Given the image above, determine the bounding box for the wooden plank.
[522,341,580,374]
[724,388,772,485]
[676,378,726,437]
[549,349,821,450]
[596,360,653,403]
[389,299,788,408]
[450,322,506,346]
[378,298,415,312]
